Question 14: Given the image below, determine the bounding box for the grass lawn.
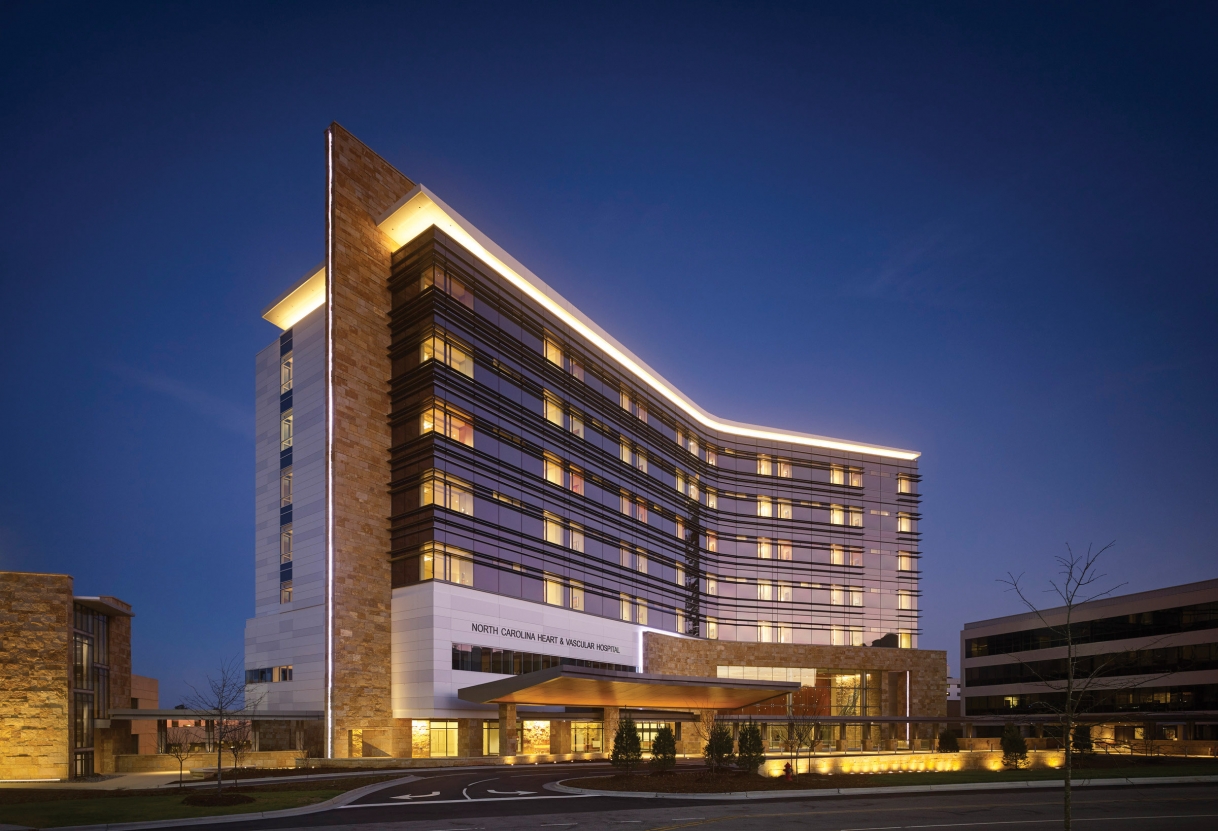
[566,760,1218,794]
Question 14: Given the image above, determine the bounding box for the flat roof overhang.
[457,665,799,709]
[107,709,323,721]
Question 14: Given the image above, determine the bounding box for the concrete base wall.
[761,749,1066,777]
[115,750,302,773]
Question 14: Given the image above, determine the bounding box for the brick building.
[245,124,945,759]
[0,571,157,779]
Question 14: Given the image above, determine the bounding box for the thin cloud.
[105,363,254,439]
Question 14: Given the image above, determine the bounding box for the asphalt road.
[169,765,1218,831]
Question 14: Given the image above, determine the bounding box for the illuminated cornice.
[263,263,326,330]
[378,185,919,461]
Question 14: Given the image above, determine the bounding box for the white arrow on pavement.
[486,789,535,795]
[391,791,441,800]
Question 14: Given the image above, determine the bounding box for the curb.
[45,774,422,831]
[547,774,1218,800]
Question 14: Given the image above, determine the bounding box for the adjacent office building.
[961,578,1218,741]
[245,124,941,758]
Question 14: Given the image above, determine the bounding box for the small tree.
[1071,724,1093,755]
[1001,724,1029,769]
[650,725,677,773]
[184,657,259,793]
[736,721,767,776]
[790,721,817,775]
[164,724,195,788]
[938,729,960,753]
[704,721,735,773]
[610,715,643,775]
[227,720,253,787]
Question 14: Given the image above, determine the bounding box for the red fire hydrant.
[784,761,793,781]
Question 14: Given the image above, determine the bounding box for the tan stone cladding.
[0,572,73,779]
[644,633,947,718]
[326,122,416,756]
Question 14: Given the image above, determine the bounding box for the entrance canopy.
[457,665,798,710]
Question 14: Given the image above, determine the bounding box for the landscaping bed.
[564,757,1218,794]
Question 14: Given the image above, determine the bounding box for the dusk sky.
[2,2,1215,705]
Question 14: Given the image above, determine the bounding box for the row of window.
[450,643,635,675]
[245,665,294,683]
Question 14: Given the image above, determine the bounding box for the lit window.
[675,564,685,585]
[831,626,864,646]
[677,429,699,457]
[705,489,717,509]
[544,335,584,380]
[899,631,913,649]
[675,517,685,540]
[830,466,845,485]
[778,461,792,478]
[280,410,294,450]
[421,401,474,447]
[757,580,774,601]
[544,575,563,606]
[619,439,647,472]
[777,540,793,561]
[897,552,916,572]
[675,472,699,500]
[545,337,562,366]
[416,543,474,586]
[757,497,773,518]
[420,331,474,378]
[637,599,648,626]
[850,469,863,487]
[778,625,793,643]
[420,267,473,308]
[778,499,793,519]
[849,507,863,527]
[706,575,718,596]
[758,622,773,643]
[830,504,845,525]
[620,389,647,422]
[831,585,845,606]
[273,665,293,682]
[619,547,647,574]
[620,493,647,523]
[897,512,916,533]
[280,580,292,603]
[544,456,563,486]
[570,580,584,611]
[706,617,719,640]
[421,470,474,515]
[757,456,772,476]
[778,582,792,602]
[705,531,718,552]
[430,721,460,757]
[758,538,772,559]
[619,594,633,623]
[280,526,292,561]
[705,448,717,467]
[675,607,685,633]
[544,392,563,427]
[898,475,917,495]
[830,546,862,566]
[280,468,293,507]
[898,590,916,611]
[544,512,584,551]
[280,355,293,394]
[850,587,864,607]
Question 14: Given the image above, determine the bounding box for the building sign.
[470,622,624,654]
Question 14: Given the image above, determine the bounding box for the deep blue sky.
[2,2,1215,704]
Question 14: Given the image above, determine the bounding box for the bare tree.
[226,720,253,788]
[790,720,818,775]
[164,724,195,789]
[184,657,253,794]
[999,542,1123,831]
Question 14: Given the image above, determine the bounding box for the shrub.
[1072,724,1093,754]
[650,724,677,773]
[611,715,643,774]
[736,721,767,775]
[704,721,735,773]
[938,729,960,753]
[1001,724,1029,769]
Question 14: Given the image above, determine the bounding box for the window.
[280,580,293,604]
[421,401,474,447]
[620,389,647,422]
[778,625,793,644]
[706,617,719,640]
[897,512,916,533]
[483,722,500,755]
[619,439,647,472]
[705,489,717,509]
[757,497,772,518]
[421,331,474,378]
[831,585,846,606]
[280,525,293,603]
[620,493,647,523]
[543,335,584,380]
[705,447,717,466]
[705,531,718,552]
[830,466,845,486]
[778,499,793,519]
[897,551,916,572]
[280,410,294,450]
[544,574,564,606]
[421,266,474,308]
[757,455,772,476]
[675,607,685,634]
[832,627,864,646]
[850,469,863,487]
[778,581,793,602]
[573,722,602,752]
[898,590,917,611]
[637,598,648,626]
[897,475,917,494]
[778,461,792,478]
[280,354,293,393]
[677,429,699,457]
[777,540,793,561]
[543,392,585,438]
[850,587,864,607]
[544,512,584,551]
[706,575,718,596]
[758,622,773,643]
[430,721,459,757]
[619,594,633,622]
[421,470,474,515]
[620,547,648,574]
[831,545,863,566]
[830,504,845,525]
[570,580,584,611]
[757,580,774,601]
[831,466,862,487]
[676,471,699,500]
[280,526,293,561]
[849,507,863,527]
[419,543,475,586]
[675,564,685,585]
[899,631,913,649]
[280,468,293,507]
[758,538,772,559]
[544,454,584,495]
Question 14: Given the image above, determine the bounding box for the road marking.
[390,791,440,800]
[487,788,536,795]
[341,794,595,807]
[462,776,498,800]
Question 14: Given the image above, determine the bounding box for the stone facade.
[0,572,73,779]
[644,633,947,719]
[327,122,417,757]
